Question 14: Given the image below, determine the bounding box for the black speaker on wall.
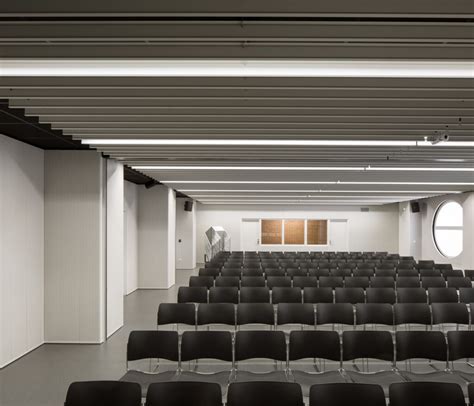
[411,201,420,213]
[184,201,194,212]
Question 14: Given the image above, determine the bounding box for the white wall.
[138,185,176,288]
[418,192,474,269]
[44,151,106,343]
[398,202,422,260]
[106,160,124,338]
[124,181,138,295]
[176,199,196,270]
[0,135,44,368]
[196,203,399,261]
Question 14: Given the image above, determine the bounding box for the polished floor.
[0,268,195,406]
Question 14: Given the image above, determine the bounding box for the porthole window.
[433,201,463,258]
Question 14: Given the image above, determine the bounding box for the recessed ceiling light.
[3,59,473,78]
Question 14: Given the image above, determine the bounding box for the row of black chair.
[178,286,474,304]
[159,302,474,329]
[193,274,473,288]
[66,381,474,406]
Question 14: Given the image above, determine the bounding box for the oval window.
[432,201,463,258]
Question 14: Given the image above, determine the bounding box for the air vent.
[360,207,370,212]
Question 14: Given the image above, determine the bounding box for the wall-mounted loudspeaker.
[184,201,193,212]
[411,202,420,213]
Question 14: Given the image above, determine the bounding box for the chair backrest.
[397,269,419,278]
[420,269,442,278]
[389,382,466,406]
[418,260,435,268]
[145,382,223,406]
[331,268,352,278]
[319,276,344,288]
[366,287,396,304]
[317,303,354,325]
[242,268,264,277]
[447,331,474,361]
[441,269,463,279]
[157,303,196,326]
[239,287,270,303]
[293,276,318,288]
[469,382,474,406]
[209,287,239,304]
[197,303,236,327]
[355,303,393,326]
[335,287,365,304]
[65,381,142,406]
[277,303,315,326]
[431,303,469,325]
[395,331,447,362]
[221,268,241,277]
[353,268,375,278]
[178,287,208,303]
[236,303,275,326]
[369,276,395,288]
[303,287,334,303]
[375,269,396,278]
[459,287,474,303]
[428,287,458,303]
[309,268,330,278]
[127,331,179,362]
[181,331,233,362]
[396,277,420,288]
[421,276,446,289]
[342,331,394,362]
[396,288,427,303]
[345,276,370,289]
[272,287,302,304]
[235,331,287,362]
[199,268,220,278]
[240,276,266,287]
[227,382,304,406]
[267,276,292,288]
[447,276,472,289]
[215,276,240,288]
[265,268,286,277]
[310,383,386,406]
[289,330,341,362]
[286,268,307,278]
[190,276,214,288]
[394,303,431,326]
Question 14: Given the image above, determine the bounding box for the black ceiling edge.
[124,166,158,186]
[176,191,191,199]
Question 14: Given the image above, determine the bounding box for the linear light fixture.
[2,59,473,78]
[133,164,474,172]
[180,189,458,193]
[199,202,385,206]
[163,180,474,185]
[83,139,474,147]
[188,195,429,199]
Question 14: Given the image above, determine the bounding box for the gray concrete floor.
[0,269,195,406]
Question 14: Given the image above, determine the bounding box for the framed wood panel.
[284,220,305,245]
[261,219,282,244]
[307,220,328,245]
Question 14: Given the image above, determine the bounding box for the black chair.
[239,287,270,303]
[221,268,241,278]
[120,331,180,395]
[448,277,472,289]
[287,268,307,278]
[190,276,214,288]
[309,383,386,406]
[319,276,344,288]
[317,303,354,327]
[396,277,420,288]
[335,288,365,304]
[441,269,464,279]
[265,268,286,277]
[418,260,435,269]
[342,331,402,395]
[215,276,240,288]
[242,268,264,277]
[267,276,292,289]
[465,270,474,281]
[428,287,459,303]
[199,268,220,278]
[331,268,352,278]
[375,269,396,278]
[345,277,370,289]
[240,276,266,287]
[396,288,427,303]
[227,382,304,406]
[236,303,275,328]
[436,263,454,271]
[420,269,442,278]
[389,382,466,406]
[353,268,375,278]
[288,331,346,396]
[145,382,222,406]
[394,303,431,328]
[355,303,393,327]
[234,331,288,381]
[308,268,330,278]
[209,287,239,304]
[370,276,395,288]
[303,287,334,303]
[65,381,142,406]
[366,288,396,304]
[157,303,196,329]
[293,276,318,288]
[432,303,469,327]
[277,303,315,327]
[178,287,208,304]
[470,383,474,406]
[421,276,446,289]
[460,288,474,303]
[197,303,236,328]
[397,269,419,278]
[272,287,302,304]
[447,331,474,370]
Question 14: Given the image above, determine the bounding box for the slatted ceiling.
[0,4,472,205]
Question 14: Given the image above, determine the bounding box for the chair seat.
[401,371,470,397]
[291,370,346,397]
[120,370,178,397]
[346,370,406,396]
[233,370,289,384]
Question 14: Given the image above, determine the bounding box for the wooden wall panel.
[284,220,305,244]
[261,219,282,244]
[307,220,328,245]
